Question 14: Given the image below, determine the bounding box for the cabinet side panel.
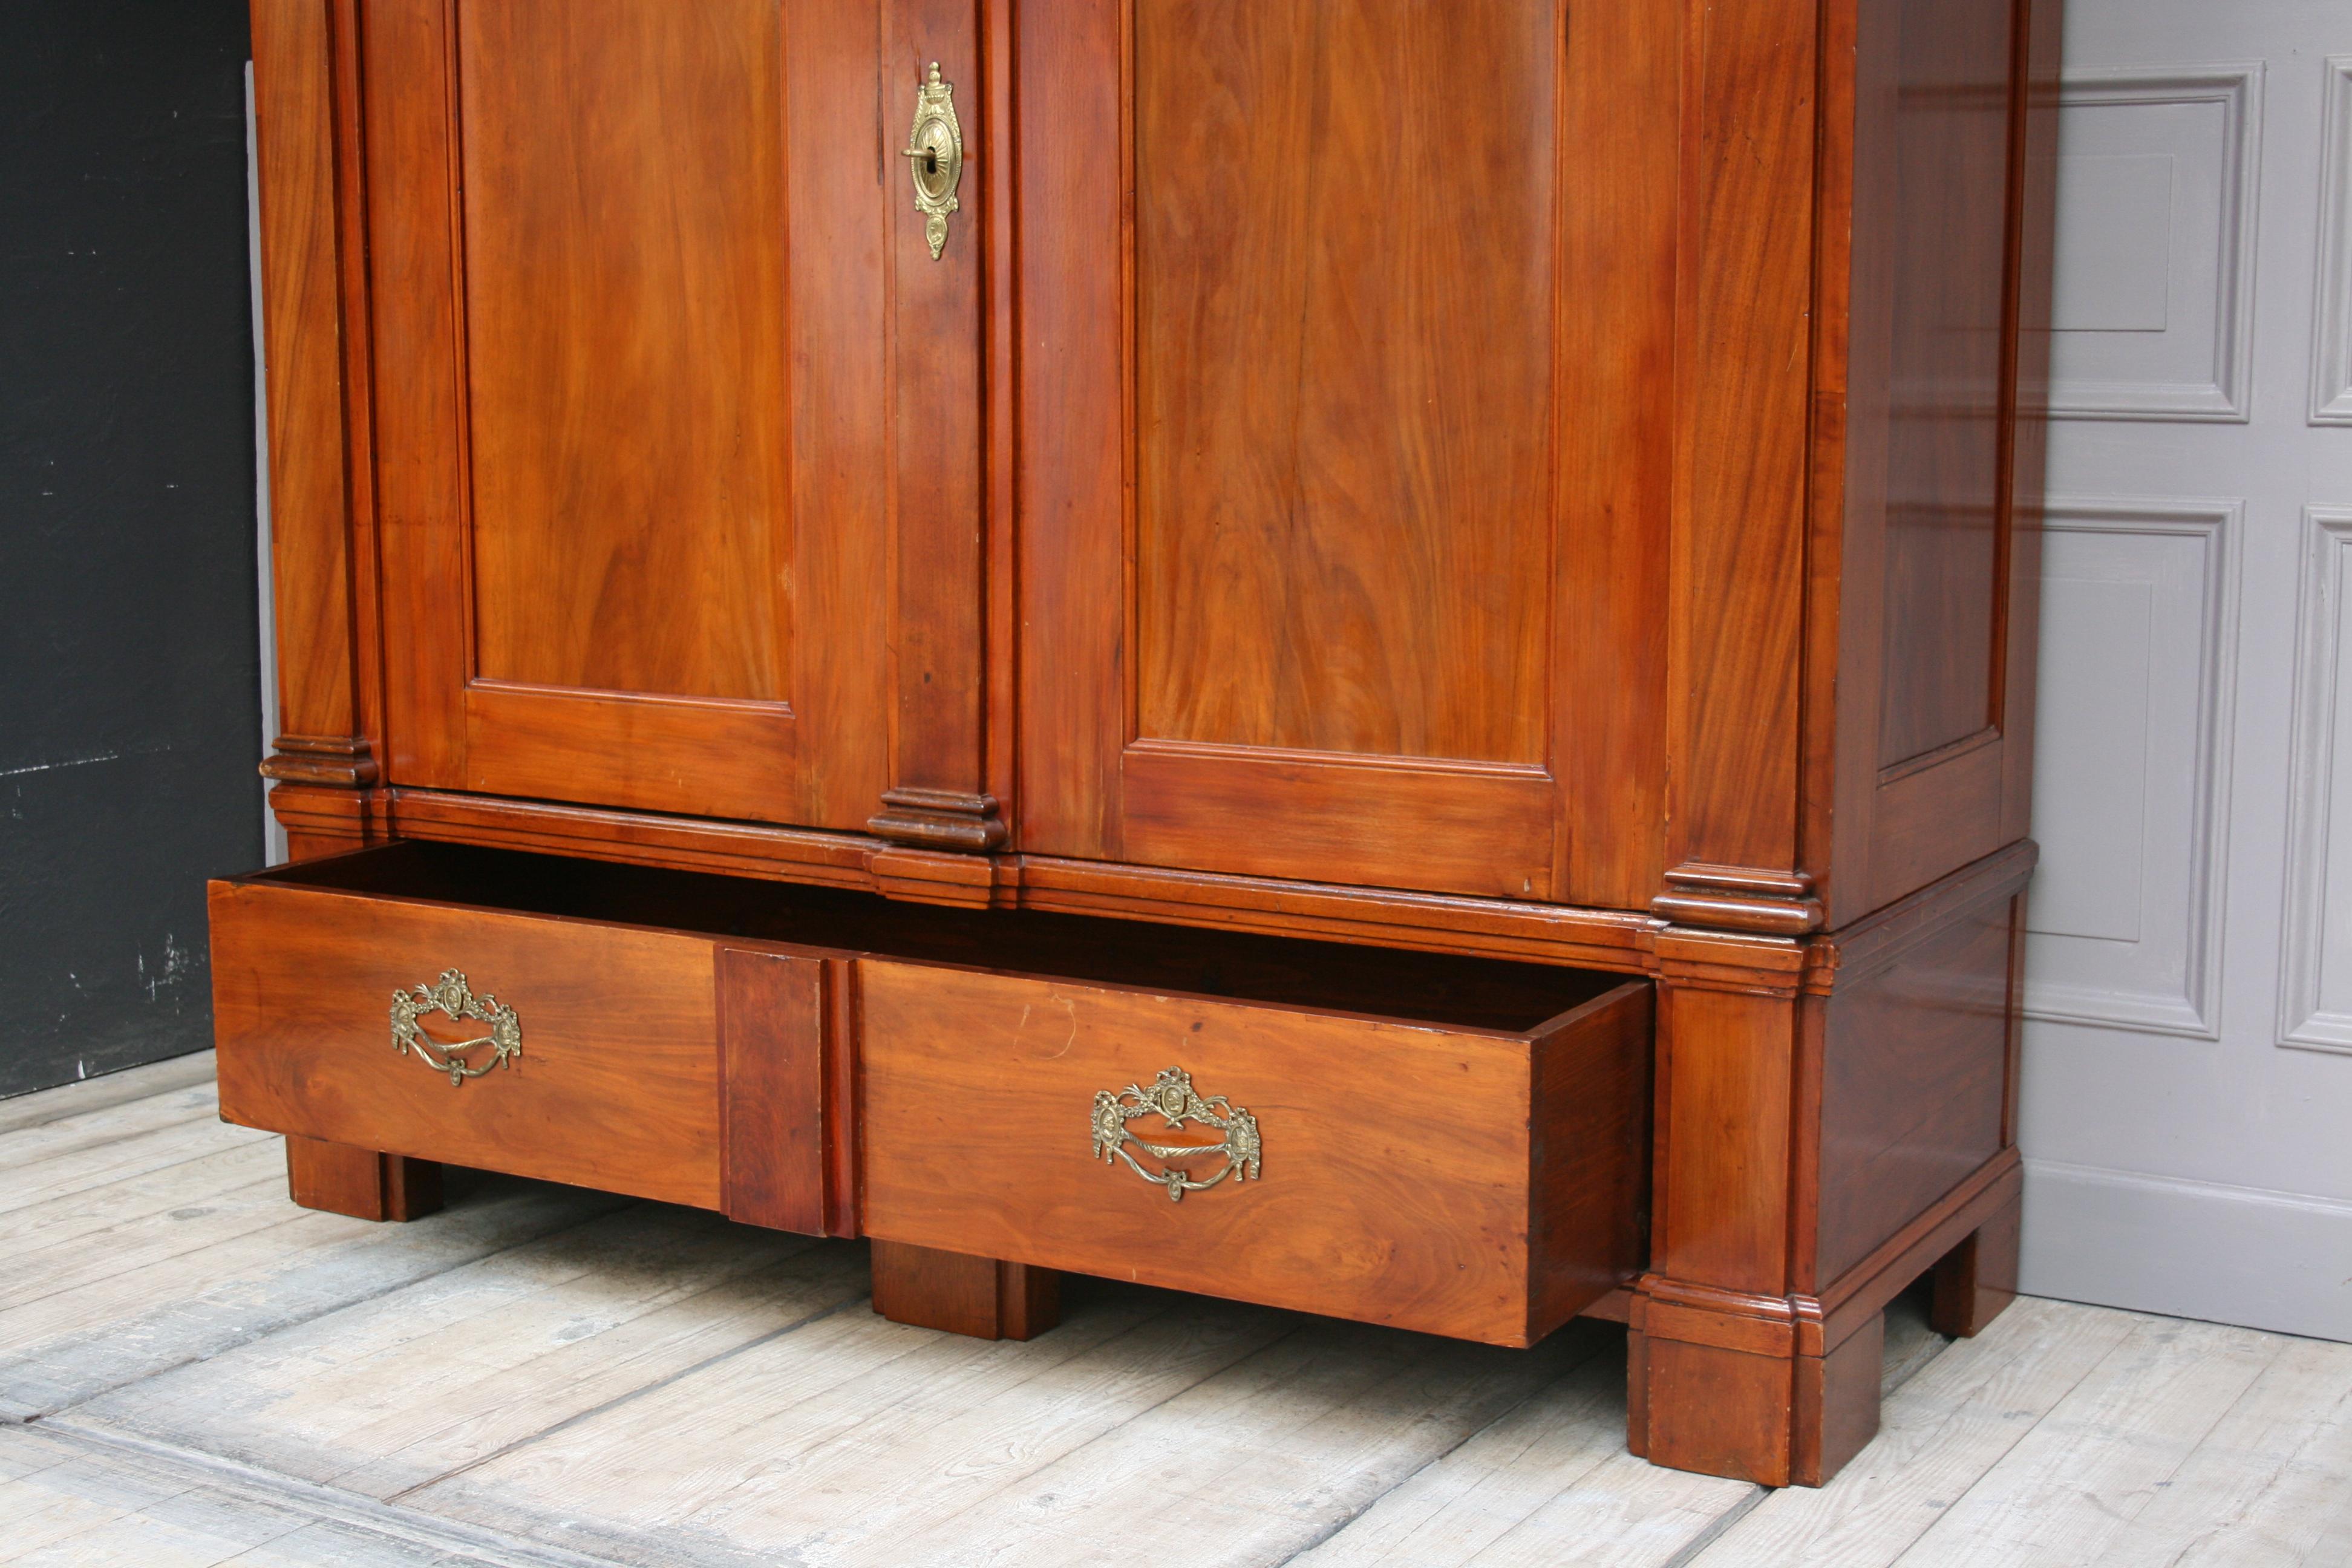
[1822,0,2051,923]
[1870,0,2016,770]
[1815,895,2014,1284]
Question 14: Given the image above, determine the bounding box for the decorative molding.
[258,734,379,789]
[2049,65,2264,423]
[2312,59,2352,425]
[2278,508,2352,1053]
[866,787,1008,853]
[2023,498,2240,1040]
[1652,863,1821,937]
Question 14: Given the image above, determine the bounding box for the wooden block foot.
[870,1238,1060,1341]
[1930,1183,2021,1337]
[1629,1295,1884,1488]
[284,1134,443,1221]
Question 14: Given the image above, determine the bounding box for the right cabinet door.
[1014,0,1674,904]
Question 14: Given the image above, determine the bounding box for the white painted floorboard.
[0,1064,2344,1566]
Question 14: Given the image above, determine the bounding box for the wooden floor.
[0,1056,2345,1567]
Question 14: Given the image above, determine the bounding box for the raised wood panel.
[1873,0,2017,769]
[1817,0,2057,927]
[457,0,792,704]
[367,0,890,830]
[1018,0,1689,904]
[1131,0,1553,766]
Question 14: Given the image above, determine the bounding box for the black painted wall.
[0,2,261,1096]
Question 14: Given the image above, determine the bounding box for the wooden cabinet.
[234,0,2060,1489]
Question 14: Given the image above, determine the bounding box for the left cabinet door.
[362,0,890,828]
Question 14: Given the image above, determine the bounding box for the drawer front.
[861,961,1645,1345]
[211,878,731,1208]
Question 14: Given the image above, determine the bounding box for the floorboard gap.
[17,1416,636,1568]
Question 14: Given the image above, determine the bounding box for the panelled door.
[364,1,891,829]
[1013,0,1674,904]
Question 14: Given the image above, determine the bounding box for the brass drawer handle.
[1090,1067,1261,1201]
[390,970,522,1087]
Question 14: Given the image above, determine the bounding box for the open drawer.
[860,955,1650,1348]
[209,842,1650,1344]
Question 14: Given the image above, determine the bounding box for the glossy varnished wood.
[860,958,1650,1347]
[1016,0,1682,903]
[869,1240,1060,1342]
[250,0,381,792]
[1814,0,2059,924]
[238,0,2066,1493]
[1129,0,1554,768]
[458,0,792,704]
[283,1133,442,1223]
[363,0,891,829]
[716,949,832,1238]
[209,872,727,1209]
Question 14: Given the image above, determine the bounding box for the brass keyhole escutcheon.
[901,61,964,260]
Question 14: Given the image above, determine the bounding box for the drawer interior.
[257,842,1630,1031]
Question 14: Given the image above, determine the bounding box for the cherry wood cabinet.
[232,0,2060,1488]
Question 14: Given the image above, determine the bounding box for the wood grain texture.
[209,878,724,1209]
[718,948,830,1238]
[1932,1183,2022,1339]
[1557,0,1679,910]
[1815,0,2056,926]
[1131,0,1554,767]
[1119,745,1555,900]
[869,1240,1061,1342]
[878,0,993,825]
[373,787,1658,970]
[860,959,1648,1345]
[1663,0,1817,885]
[21,1071,2341,1563]
[283,1134,442,1224]
[250,0,377,783]
[1816,898,2014,1284]
[1793,1310,1886,1488]
[1016,0,1602,901]
[364,0,890,829]
[459,0,792,704]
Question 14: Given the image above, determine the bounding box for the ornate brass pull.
[1090,1067,1261,1201]
[901,62,964,259]
[390,970,521,1087]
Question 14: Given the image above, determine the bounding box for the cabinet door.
[1014,0,1674,903]
[363,0,889,829]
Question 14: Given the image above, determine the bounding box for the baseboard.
[2021,1157,2352,1342]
